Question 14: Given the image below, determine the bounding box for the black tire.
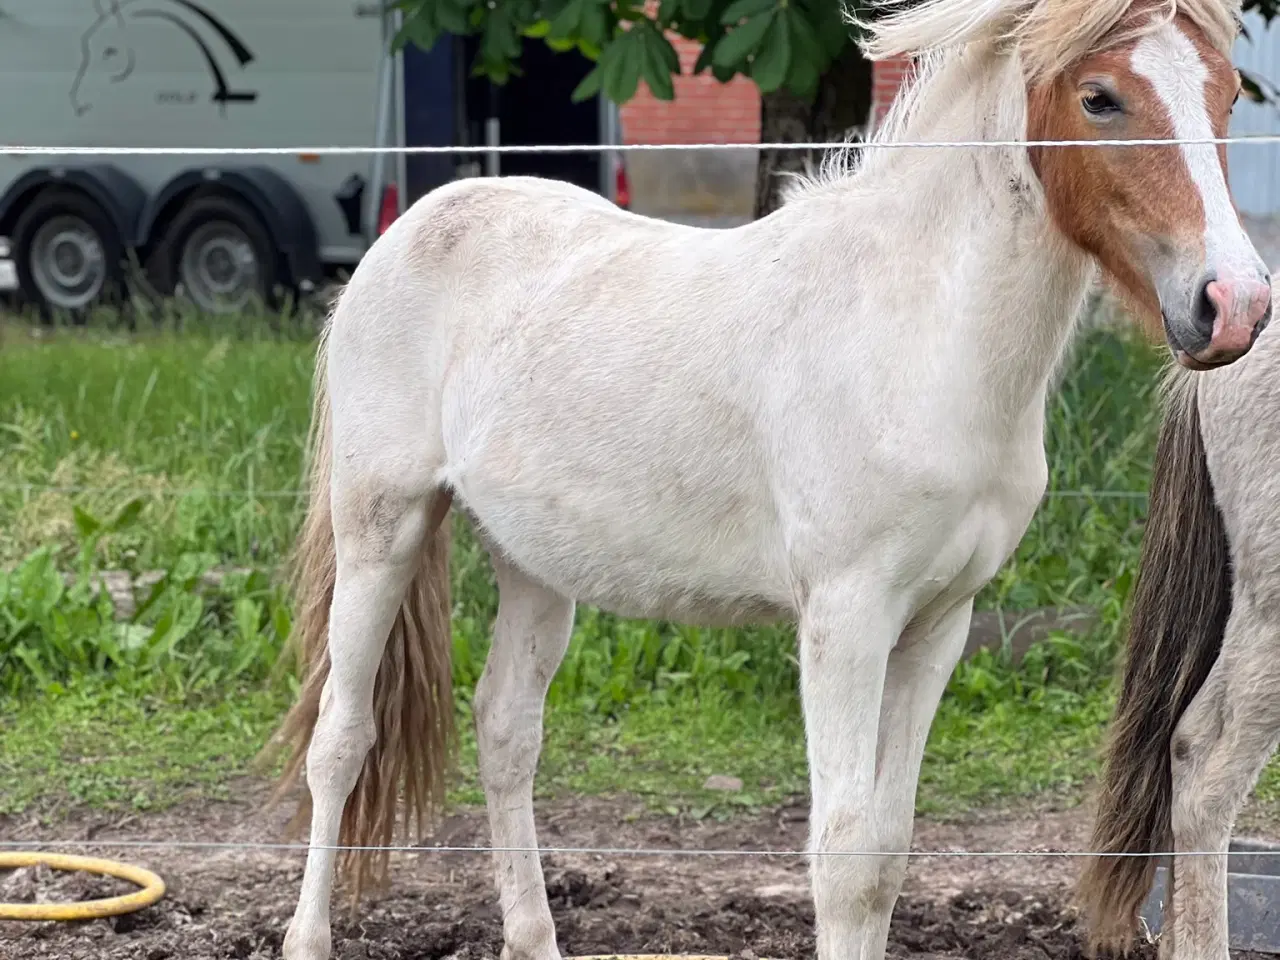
[11,188,126,323]
[151,193,280,315]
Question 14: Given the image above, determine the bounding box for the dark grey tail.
[1075,371,1233,954]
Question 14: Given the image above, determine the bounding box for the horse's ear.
[92,0,123,20]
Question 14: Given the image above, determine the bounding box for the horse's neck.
[872,49,1095,422]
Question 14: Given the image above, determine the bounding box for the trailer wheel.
[153,194,277,315]
[12,189,125,321]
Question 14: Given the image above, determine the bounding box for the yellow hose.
[0,852,166,921]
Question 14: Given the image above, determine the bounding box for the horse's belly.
[447,441,793,626]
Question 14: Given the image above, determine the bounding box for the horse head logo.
[70,0,257,117]
[71,0,136,116]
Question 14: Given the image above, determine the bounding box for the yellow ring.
[0,852,166,921]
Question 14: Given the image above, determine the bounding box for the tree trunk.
[752,43,874,219]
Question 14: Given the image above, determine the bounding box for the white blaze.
[1131,24,1257,280]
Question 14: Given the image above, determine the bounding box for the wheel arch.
[139,166,322,288]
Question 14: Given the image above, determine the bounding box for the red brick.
[620,38,912,144]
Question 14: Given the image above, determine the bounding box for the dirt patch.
[0,786,1267,959]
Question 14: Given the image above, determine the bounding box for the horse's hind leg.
[283,438,442,957]
[1166,598,1280,960]
[474,555,575,960]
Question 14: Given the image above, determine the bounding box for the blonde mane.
[860,0,1240,86]
[784,0,1242,199]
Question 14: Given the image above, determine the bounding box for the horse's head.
[71,0,136,116]
[1026,1,1269,370]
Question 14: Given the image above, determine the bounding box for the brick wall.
[619,40,913,145]
[619,35,761,145]
[616,37,912,217]
[871,56,914,127]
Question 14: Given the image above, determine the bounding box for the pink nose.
[1197,277,1272,364]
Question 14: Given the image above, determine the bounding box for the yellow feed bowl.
[0,852,166,921]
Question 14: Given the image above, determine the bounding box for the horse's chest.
[903,465,1044,617]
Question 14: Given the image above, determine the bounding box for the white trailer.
[0,1,625,317]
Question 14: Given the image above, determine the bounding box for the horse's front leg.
[863,600,974,938]
[800,577,912,960]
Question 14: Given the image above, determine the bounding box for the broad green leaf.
[547,36,578,51]
[577,36,602,59]
[601,41,630,99]
[692,37,719,74]
[786,46,820,99]
[812,0,849,60]
[523,18,552,37]
[610,32,646,103]
[711,60,737,82]
[108,496,146,533]
[437,0,473,35]
[579,0,610,47]
[712,10,773,69]
[787,5,826,71]
[653,25,681,73]
[641,30,677,100]
[750,9,791,93]
[719,0,775,26]
[548,0,584,40]
[73,506,102,540]
[683,0,715,21]
[393,7,441,51]
[571,63,605,101]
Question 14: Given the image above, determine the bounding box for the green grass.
[0,312,1200,824]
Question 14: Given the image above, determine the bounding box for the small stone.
[754,882,807,899]
[702,774,744,792]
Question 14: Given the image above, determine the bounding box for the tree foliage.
[390,0,1280,107]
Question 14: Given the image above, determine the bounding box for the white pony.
[263,0,1271,958]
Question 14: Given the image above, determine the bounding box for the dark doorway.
[461,36,603,194]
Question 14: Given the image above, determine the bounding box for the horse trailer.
[0,0,627,317]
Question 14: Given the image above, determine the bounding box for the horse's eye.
[1081,90,1120,117]
[103,46,117,58]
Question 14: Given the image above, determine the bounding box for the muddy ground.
[0,785,1264,960]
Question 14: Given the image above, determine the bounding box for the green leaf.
[578,0,610,47]
[654,26,681,73]
[786,47,820,100]
[547,35,578,52]
[750,8,791,93]
[392,7,441,51]
[711,60,737,83]
[712,10,773,69]
[523,18,552,37]
[610,32,645,103]
[73,505,102,540]
[719,0,775,25]
[641,30,677,100]
[436,0,473,35]
[813,0,849,60]
[787,5,825,70]
[683,0,715,20]
[571,63,605,101]
[108,496,146,533]
[692,37,718,74]
[548,0,585,40]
